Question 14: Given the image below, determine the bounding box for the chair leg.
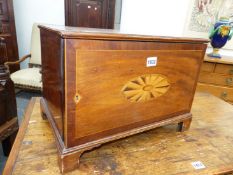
[2,131,17,156]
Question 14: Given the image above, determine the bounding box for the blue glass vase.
[208,17,233,58]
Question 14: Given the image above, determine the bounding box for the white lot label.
[146,57,157,67]
[191,161,206,170]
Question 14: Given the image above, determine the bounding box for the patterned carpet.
[0,91,41,173]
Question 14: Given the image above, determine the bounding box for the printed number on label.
[191,161,206,170]
[147,57,157,67]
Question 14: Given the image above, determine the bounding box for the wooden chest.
[39,25,208,173]
[197,55,233,105]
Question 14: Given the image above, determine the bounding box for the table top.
[204,55,233,65]
[3,93,233,175]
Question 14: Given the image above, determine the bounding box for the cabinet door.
[65,0,115,29]
[0,0,9,21]
[0,0,19,73]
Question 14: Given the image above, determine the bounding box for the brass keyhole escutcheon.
[229,69,233,75]
[74,93,81,104]
[226,78,233,85]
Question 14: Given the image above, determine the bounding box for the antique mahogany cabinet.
[39,25,208,173]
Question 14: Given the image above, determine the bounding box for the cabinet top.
[39,24,209,44]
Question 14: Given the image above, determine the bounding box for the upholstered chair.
[4,23,42,91]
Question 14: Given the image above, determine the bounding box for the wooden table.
[3,93,233,175]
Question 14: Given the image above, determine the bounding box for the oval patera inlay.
[122,74,170,102]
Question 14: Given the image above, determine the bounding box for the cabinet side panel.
[40,29,64,139]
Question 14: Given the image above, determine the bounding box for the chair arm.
[4,54,31,68]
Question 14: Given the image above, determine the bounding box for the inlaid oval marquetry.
[122,74,170,102]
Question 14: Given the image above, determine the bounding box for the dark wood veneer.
[0,65,18,156]
[0,0,19,73]
[65,0,115,29]
[40,29,65,139]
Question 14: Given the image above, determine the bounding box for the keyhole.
[74,93,81,104]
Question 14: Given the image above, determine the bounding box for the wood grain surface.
[197,83,233,102]
[39,26,207,172]
[4,93,233,175]
[197,55,233,104]
[199,72,233,87]
[0,0,19,73]
[65,0,116,29]
[39,24,209,43]
[71,49,202,144]
[61,37,207,149]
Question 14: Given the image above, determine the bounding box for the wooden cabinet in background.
[0,0,19,73]
[65,0,116,29]
[197,55,233,105]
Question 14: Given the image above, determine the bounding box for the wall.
[120,0,233,56]
[114,0,122,29]
[13,0,65,68]
[13,0,122,68]
[120,0,190,36]
[13,0,232,68]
